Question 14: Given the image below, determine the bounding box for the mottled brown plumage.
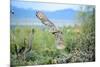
[36,11,65,49]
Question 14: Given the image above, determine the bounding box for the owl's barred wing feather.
[36,11,65,49]
[36,11,58,33]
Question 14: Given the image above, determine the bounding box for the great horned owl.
[36,11,65,49]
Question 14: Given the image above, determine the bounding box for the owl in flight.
[36,11,65,49]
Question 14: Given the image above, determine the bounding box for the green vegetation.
[10,6,95,66]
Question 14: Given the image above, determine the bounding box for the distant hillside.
[11,6,78,20]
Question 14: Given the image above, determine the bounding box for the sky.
[10,0,93,26]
